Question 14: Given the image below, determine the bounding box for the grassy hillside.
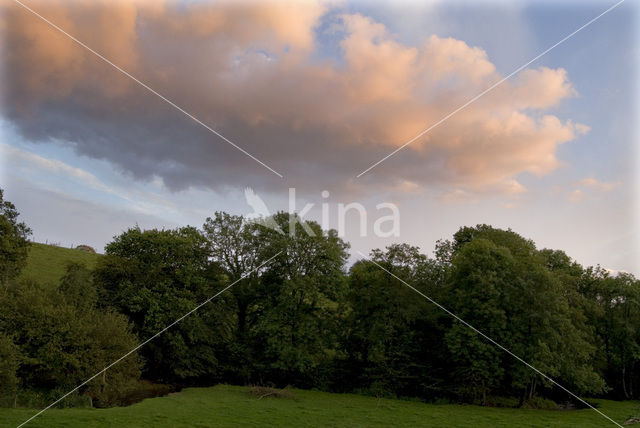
[1,385,638,428]
[18,242,101,284]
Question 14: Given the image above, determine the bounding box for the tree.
[0,189,29,404]
[445,239,510,403]
[60,262,98,312]
[447,225,605,404]
[0,333,20,406]
[202,212,266,381]
[583,268,640,399]
[0,274,141,406]
[340,244,445,398]
[82,311,142,407]
[0,188,31,287]
[203,212,350,387]
[94,226,234,383]
[248,212,349,388]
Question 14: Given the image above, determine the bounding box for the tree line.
[1,190,639,408]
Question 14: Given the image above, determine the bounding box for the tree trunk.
[532,377,537,399]
[527,377,537,400]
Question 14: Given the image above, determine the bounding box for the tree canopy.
[1,189,639,409]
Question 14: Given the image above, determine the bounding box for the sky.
[0,0,638,274]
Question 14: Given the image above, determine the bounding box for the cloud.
[439,188,475,204]
[575,177,620,192]
[568,189,584,203]
[0,143,115,194]
[499,179,527,196]
[565,177,621,202]
[1,1,586,197]
[605,268,629,276]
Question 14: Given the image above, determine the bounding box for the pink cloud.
[569,189,584,203]
[575,177,621,192]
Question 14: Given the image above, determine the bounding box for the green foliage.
[202,212,267,382]
[81,310,142,407]
[447,226,606,403]
[59,262,98,312]
[520,396,560,410]
[0,263,141,408]
[94,226,234,383]
[446,239,511,403]
[207,212,350,387]
[339,244,445,398]
[0,334,20,405]
[0,188,31,286]
[483,395,521,408]
[582,268,640,399]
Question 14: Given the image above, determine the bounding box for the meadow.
[1,385,638,428]
[18,242,100,284]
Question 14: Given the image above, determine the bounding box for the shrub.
[90,380,174,408]
[521,396,559,410]
[483,395,520,408]
[0,334,20,406]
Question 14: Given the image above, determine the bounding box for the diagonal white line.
[16,251,283,428]
[358,250,623,427]
[356,0,626,178]
[11,0,283,179]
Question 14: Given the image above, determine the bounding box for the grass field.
[18,242,100,284]
[1,385,638,428]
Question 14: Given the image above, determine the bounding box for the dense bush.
[0,272,141,407]
[94,226,234,384]
[0,333,20,406]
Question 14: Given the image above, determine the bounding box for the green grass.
[18,242,100,285]
[0,385,638,427]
